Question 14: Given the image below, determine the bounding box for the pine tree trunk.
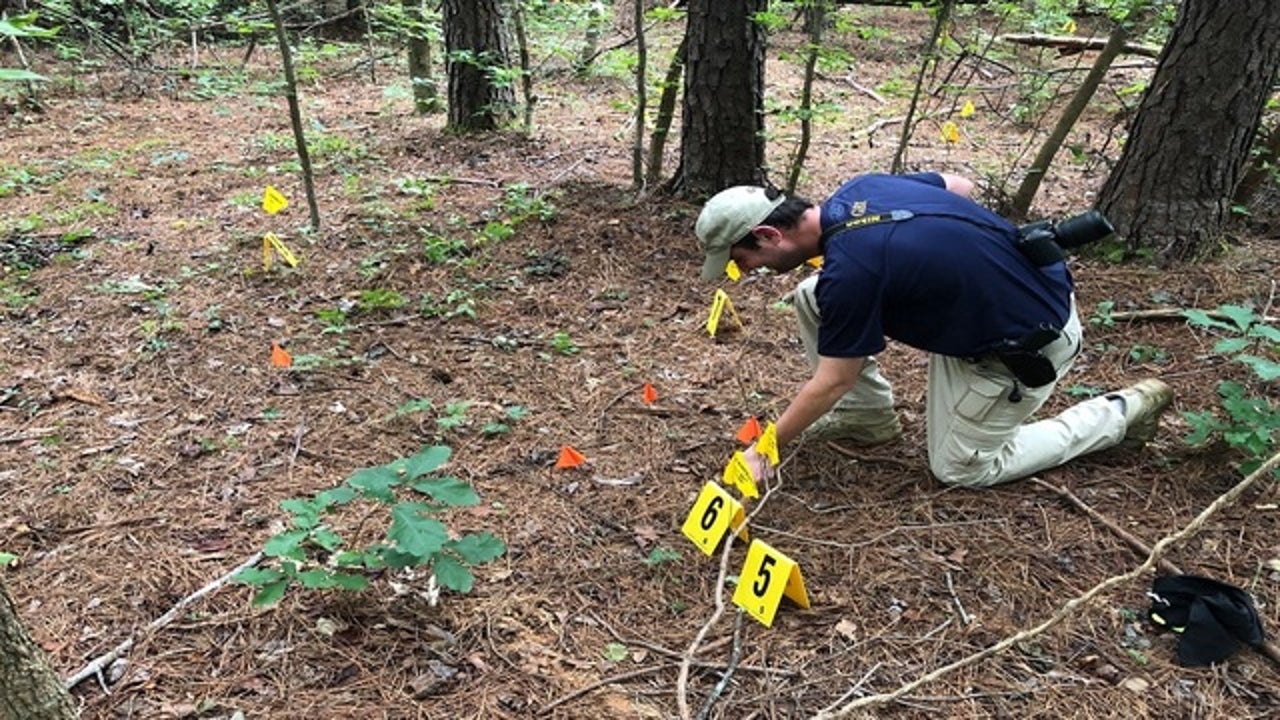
[404,0,441,114]
[0,581,76,720]
[442,0,517,132]
[1097,0,1280,261]
[675,0,770,197]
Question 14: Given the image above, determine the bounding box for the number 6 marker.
[681,482,748,556]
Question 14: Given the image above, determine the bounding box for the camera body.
[1016,209,1115,266]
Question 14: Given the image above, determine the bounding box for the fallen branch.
[65,552,264,690]
[997,32,1162,59]
[539,665,666,713]
[0,427,57,444]
[1107,308,1279,324]
[813,448,1280,718]
[696,610,745,720]
[1032,478,1280,668]
[1031,479,1182,576]
[676,450,794,719]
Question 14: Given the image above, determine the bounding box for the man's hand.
[742,446,774,484]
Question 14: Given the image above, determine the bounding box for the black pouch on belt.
[991,326,1060,388]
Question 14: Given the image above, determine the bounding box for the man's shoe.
[1108,379,1173,449]
[804,409,902,446]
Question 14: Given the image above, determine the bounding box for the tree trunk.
[0,581,76,720]
[675,0,770,197]
[404,0,442,115]
[1097,0,1280,262]
[442,0,516,132]
[1007,19,1130,219]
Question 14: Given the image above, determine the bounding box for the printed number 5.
[753,555,777,597]
[700,496,723,532]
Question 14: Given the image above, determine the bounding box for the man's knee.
[929,452,1005,489]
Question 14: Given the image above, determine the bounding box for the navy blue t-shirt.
[815,173,1073,359]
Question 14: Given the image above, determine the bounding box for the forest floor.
[1,6,1278,720]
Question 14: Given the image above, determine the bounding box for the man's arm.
[775,355,866,447]
[938,173,974,197]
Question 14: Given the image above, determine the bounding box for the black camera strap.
[819,205,1066,267]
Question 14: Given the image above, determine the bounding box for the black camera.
[1016,209,1115,266]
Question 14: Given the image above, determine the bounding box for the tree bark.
[442,0,516,132]
[404,0,442,115]
[1007,20,1130,219]
[0,581,76,720]
[1097,0,1280,262]
[675,0,769,197]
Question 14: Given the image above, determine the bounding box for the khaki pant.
[792,276,1126,487]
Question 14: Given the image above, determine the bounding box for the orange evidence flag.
[735,417,763,444]
[555,445,587,469]
[270,342,293,368]
[642,383,659,404]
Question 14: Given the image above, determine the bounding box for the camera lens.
[1053,210,1115,249]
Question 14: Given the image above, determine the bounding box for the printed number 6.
[753,555,777,596]
[700,496,723,531]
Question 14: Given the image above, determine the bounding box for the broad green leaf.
[1213,337,1251,354]
[329,572,369,591]
[0,16,58,39]
[388,445,451,481]
[448,532,506,565]
[1247,324,1280,343]
[280,498,320,529]
[378,547,422,569]
[1181,410,1224,446]
[295,569,339,589]
[1182,309,1234,332]
[1216,305,1256,332]
[264,529,309,559]
[0,68,47,82]
[387,504,448,558]
[234,566,286,585]
[333,550,376,568]
[411,476,480,506]
[311,527,344,552]
[602,642,629,662]
[0,552,18,567]
[315,486,358,508]
[432,554,474,592]
[347,465,402,502]
[252,579,290,607]
[1236,355,1280,381]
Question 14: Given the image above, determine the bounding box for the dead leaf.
[835,618,859,640]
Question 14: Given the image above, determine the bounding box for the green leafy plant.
[235,445,505,606]
[644,546,681,567]
[436,401,471,431]
[357,288,408,314]
[549,331,579,356]
[481,404,529,436]
[1182,304,1279,474]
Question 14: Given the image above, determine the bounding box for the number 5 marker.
[732,539,810,627]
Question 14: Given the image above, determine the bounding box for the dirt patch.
[2,8,1278,720]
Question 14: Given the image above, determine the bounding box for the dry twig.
[65,552,265,690]
[812,449,1280,718]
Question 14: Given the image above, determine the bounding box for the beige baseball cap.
[695,186,785,280]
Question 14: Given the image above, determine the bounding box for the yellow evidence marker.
[262,232,300,270]
[681,482,749,556]
[755,421,780,466]
[722,450,759,499]
[732,539,811,628]
[262,185,289,215]
[724,259,742,281]
[706,289,744,337]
